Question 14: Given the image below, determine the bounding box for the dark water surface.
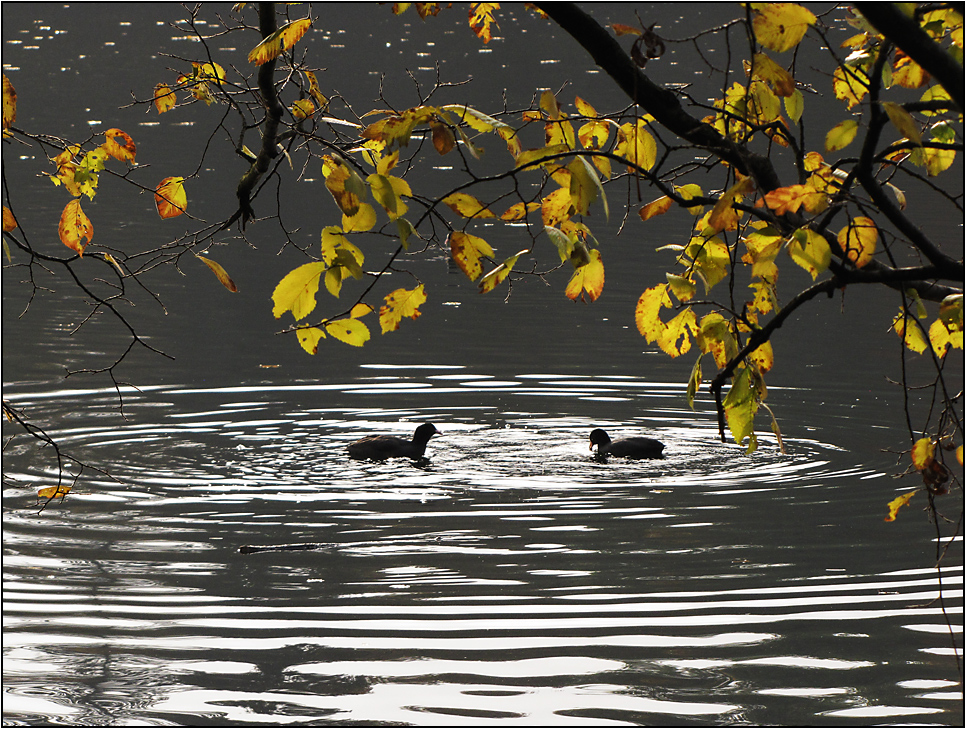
[3,2,963,727]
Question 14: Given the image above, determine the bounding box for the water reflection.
[3,369,963,726]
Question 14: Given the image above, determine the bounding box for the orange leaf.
[611,23,642,37]
[102,128,136,163]
[430,119,455,155]
[198,256,238,293]
[58,199,93,255]
[248,18,312,65]
[38,484,71,501]
[153,83,176,114]
[3,74,17,130]
[2,205,17,232]
[155,177,187,219]
[468,3,500,44]
[639,196,673,221]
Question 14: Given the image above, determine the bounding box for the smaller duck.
[589,428,664,459]
[348,422,439,461]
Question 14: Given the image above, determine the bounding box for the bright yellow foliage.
[442,193,496,219]
[155,176,187,219]
[614,119,656,172]
[479,252,523,294]
[248,18,312,65]
[468,3,500,43]
[380,284,427,333]
[2,74,16,132]
[272,262,327,320]
[639,196,673,222]
[884,490,917,522]
[326,317,371,347]
[787,228,831,280]
[825,119,858,151]
[153,83,175,114]
[751,3,816,53]
[565,248,604,302]
[833,66,869,108]
[449,231,494,281]
[836,216,877,268]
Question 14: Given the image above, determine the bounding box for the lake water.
[2,3,963,726]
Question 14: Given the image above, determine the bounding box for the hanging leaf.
[892,310,930,354]
[833,66,869,109]
[479,251,524,294]
[153,82,176,114]
[441,192,496,219]
[825,119,858,151]
[449,231,495,281]
[2,74,16,131]
[430,119,455,155]
[639,195,673,222]
[380,284,427,333]
[565,248,605,302]
[198,256,239,293]
[290,98,315,121]
[787,228,831,280]
[58,199,93,255]
[248,18,312,65]
[155,176,187,219]
[751,3,817,53]
[271,261,327,320]
[325,318,371,347]
[102,128,137,163]
[2,205,17,232]
[836,216,877,268]
[297,326,326,355]
[38,484,71,501]
[881,101,923,146]
[468,3,500,43]
[304,70,328,108]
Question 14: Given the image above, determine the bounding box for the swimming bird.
[347,422,439,461]
[589,428,664,459]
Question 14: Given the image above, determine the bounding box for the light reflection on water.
[2,370,963,726]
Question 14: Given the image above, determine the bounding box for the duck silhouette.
[348,422,439,461]
[589,428,664,459]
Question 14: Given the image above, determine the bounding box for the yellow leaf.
[696,312,738,369]
[760,184,824,215]
[58,199,93,255]
[468,3,500,43]
[825,119,858,151]
[304,70,328,108]
[892,310,929,354]
[567,156,604,217]
[787,228,831,280]
[342,202,377,232]
[666,273,696,303]
[2,74,16,131]
[248,18,311,65]
[929,317,962,357]
[500,201,540,221]
[836,216,877,268]
[380,284,427,333]
[155,176,187,219]
[271,261,327,320]
[750,52,796,96]
[325,318,371,347]
[749,340,774,373]
[449,231,495,281]
[676,183,705,215]
[784,89,804,124]
[684,235,731,292]
[911,437,936,470]
[479,251,524,294]
[751,3,817,53]
[515,144,570,171]
[368,173,411,220]
[323,157,365,216]
[639,196,673,221]
[153,82,176,114]
[2,205,16,232]
[833,66,869,109]
[708,176,754,233]
[541,186,574,228]
[102,128,136,163]
[884,490,917,522]
[634,283,672,340]
[193,61,226,85]
[881,101,923,146]
[723,367,758,450]
[198,256,238,293]
[38,484,71,501]
[565,248,604,302]
[297,326,325,355]
[441,192,496,219]
[657,308,698,357]
[290,98,315,121]
[614,119,656,172]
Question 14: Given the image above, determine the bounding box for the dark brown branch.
[856,3,964,113]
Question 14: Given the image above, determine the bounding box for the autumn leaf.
[614,119,656,171]
[836,216,877,268]
[368,173,411,220]
[290,98,315,121]
[911,437,936,470]
[479,251,524,294]
[441,192,496,219]
[380,284,427,333]
[639,196,673,221]
[893,310,929,354]
[155,176,187,219]
[759,184,825,215]
[751,3,816,53]
[102,128,136,163]
[723,367,758,451]
[825,119,858,151]
[38,484,71,501]
[2,74,16,131]
[565,248,604,302]
[342,203,377,233]
[323,157,366,216]
[500,201,540,221]
[2,206,16,232]
[304,70,328,109]
[449,231,494,281]
[881,101,923,146]
[884,490,917,522]
[708,176,754,233]
[430,119,455,154]
[198,256,238,293]
[469,3,500,43]
[325,317,370,347]
[297,326,326,355]
[153,82,176,114]
[750,52,796,96]
[568,156,607,219]
[58,199,93,255]
[194,61,226,85]
[248,17,311,65]
[787,228,831,280]
[541,186,574,228]
[272,261,327,320]
[611,23,642,37]
[833,65,869,109]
